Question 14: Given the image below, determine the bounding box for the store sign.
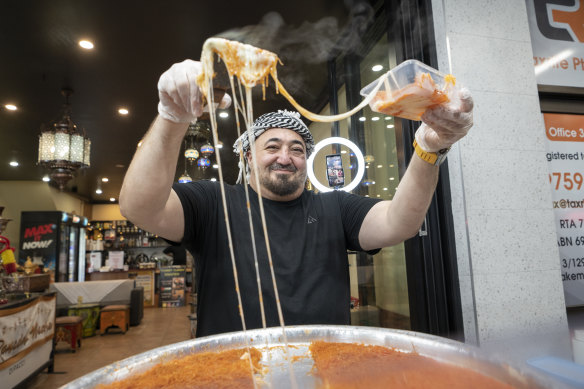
[159,266,186,308]
[544,113,584,306]
[526,0,584,87]
[21,223,56,250]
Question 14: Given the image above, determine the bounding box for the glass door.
[58,223,69,282]
[308,0,464,337]
[309,34,411,330]
[68,224,78,282]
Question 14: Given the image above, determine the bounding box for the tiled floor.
[25,304,192,389]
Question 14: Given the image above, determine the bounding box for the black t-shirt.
[173,180,381,337]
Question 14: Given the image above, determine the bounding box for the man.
[120,59,473,337]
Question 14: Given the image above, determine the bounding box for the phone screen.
[326,154,345,188]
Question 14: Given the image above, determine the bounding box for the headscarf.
[233,110,314,183]
[233,110,314,156]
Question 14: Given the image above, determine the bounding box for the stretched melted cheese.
[196,37,383,123]
[197,37,280,100]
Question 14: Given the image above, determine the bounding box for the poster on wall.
[19,212,61,279]
[544,113,584,307]
[159,266,186,308]
[134,270,155,307]
[525,0,584,87]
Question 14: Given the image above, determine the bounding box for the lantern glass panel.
[54,132,70,160]
[84,139,91,166]
[39,132,55,162]
[70,134,84,163]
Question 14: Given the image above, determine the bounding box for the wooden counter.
[0,292,56,388]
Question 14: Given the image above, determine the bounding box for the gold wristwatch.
[413,140,450,166]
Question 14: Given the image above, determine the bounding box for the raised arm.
[119,60,230,242]
[359,88,474,250]
[119,116,188,242]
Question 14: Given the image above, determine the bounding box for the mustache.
[269,163,297,172]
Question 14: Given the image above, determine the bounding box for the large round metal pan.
[61,325,560,388]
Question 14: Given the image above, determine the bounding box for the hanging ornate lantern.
[200,143,215,158]
[185,147,199,161]
[178,173,192,183]
[197,157,211,169]
[38,88,91,190]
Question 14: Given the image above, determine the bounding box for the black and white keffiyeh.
[233,110,314,157]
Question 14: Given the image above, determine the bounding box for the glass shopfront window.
[309,34,410,330]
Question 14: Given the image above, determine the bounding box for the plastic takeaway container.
[360,59,455,121]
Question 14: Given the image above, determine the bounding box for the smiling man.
[235,111,312,200]
[120,60,473,337]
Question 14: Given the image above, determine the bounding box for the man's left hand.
[415,87,474,152]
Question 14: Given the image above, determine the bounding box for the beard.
[258,163,306,197]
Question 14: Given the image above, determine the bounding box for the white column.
[431,0,571,362]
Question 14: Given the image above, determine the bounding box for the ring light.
[307,137,365,193]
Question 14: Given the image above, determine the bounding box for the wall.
[0,181,87,252]
[431,0,571,362]
[90,204,125,221]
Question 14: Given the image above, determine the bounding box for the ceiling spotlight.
[79,40,94,50]
[118,108,129,115]
[389,177,395,181]
[371,65,383,72]
[216,142,223,149]
[9,161,18,167]
[210,178,217,182]
[101,177,109,182]
[377,165,382,168]
[42,175,50,182]
[358,117,366,122]
[212,164,218,169]
[387,124,395,129]
[218,112,229,118]
[341,150,347,154]
[95,188,103,194]
[385,117,392,121]
[109,197,116,202]
[5,104,17,111]
[371,117,379,121]
[383,187,388,191]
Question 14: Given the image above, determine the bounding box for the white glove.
[415,87,474,152]
[157,59,232,123]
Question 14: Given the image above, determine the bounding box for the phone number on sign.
[562,257,584,269]
[549,172,584,191]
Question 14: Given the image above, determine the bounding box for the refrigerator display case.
[19,211,88,282]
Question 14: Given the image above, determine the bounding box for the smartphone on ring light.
[325,154,345,189]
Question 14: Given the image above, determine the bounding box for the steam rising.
[217,1,374,64]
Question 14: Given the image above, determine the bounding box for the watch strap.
[413,140,450,166]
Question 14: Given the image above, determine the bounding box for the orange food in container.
[360,60,457,121]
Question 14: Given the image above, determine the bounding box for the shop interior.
[3,0,582,388]
[0,1,421,387]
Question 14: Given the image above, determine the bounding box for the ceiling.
[0,0,375,203]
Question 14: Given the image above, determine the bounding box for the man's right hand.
[157,59,231,123]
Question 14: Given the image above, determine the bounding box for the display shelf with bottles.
[86,220,169,252]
